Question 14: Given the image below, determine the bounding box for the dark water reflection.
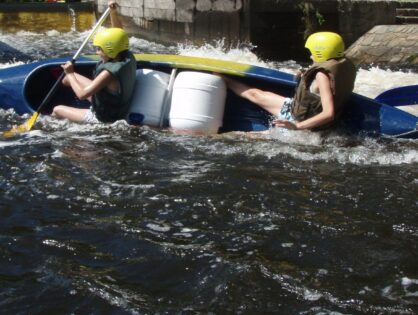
[0,123,417,314]
[0,10,418,315]
[0,11,94,33]
[0,10,175,63]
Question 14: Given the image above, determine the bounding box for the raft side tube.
[0,62,41,114]
[344,93,418,137]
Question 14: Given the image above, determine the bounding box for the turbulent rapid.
[0,12,417,315]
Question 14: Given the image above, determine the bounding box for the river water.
[0,11,417,315]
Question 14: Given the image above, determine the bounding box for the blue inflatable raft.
[0,54,417,138]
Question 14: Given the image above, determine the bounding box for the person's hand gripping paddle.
[1,7,111,138]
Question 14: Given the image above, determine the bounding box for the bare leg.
[52,106,90,123]
[223,76,286,117]
[53,72,93,122]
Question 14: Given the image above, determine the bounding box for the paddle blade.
[1,112,39,138]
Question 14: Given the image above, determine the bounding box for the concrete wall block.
[175,0,195,22]
[237,0,243,10]
[406,26,418,34]
[212,0,236,12]
[133,6,144,18]
[96,0,106,12]
[196,0,241,12]
[234,0,242,10]
[120,6,133,17]
[132,17,153,29]
[176,9,194,23]
[360,34,375,46]
[196,0,212,12]
[192,11,240,44]
[176,0,196,10]
[97,4,105,13]
[118,0,129,6]
[144,8,176,21]
[144,0,175,10]
[158,19,188,36]
[143,0,176,20]
[346,24,418,64]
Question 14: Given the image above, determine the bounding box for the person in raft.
[223,32,357,131]
[52,0,136,124]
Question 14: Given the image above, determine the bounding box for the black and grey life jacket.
[292,57,357,129]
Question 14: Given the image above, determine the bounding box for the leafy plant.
[299,2,325,39]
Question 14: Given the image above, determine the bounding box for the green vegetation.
[407,53,418,63]
[299,2,325,39]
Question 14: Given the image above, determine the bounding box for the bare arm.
[109,1,123,28]
[296,71,335,129]
[62,62,113,100]
[273,71,335,130]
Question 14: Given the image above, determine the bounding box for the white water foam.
[0,61,25,69]
[355,66,418,98]
[178,39,270,67]
[1,39,417,166]
[197,132,418,165]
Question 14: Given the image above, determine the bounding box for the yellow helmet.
[305,32,345,63]
[93,28,129,59]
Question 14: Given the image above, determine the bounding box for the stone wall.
[346,24,418,65]
[95,0,418,65]
[97,0,242,23]
[97,0,245,47]
[249,0,400,61]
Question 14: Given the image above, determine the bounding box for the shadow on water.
[0,123,417,314]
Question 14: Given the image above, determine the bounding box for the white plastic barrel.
[126,69,170,126]
[169,72,226,134]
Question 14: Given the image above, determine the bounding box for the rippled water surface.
[1,11,418,314]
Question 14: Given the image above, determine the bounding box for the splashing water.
[1,31,418,164]
[355,66,418,98]
[68,8,77,33]
[0,12,417,315]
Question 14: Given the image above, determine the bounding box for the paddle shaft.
[35,7,111,115]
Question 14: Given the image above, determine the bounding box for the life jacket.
[92,50,136,123]
[291,57,357,129]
